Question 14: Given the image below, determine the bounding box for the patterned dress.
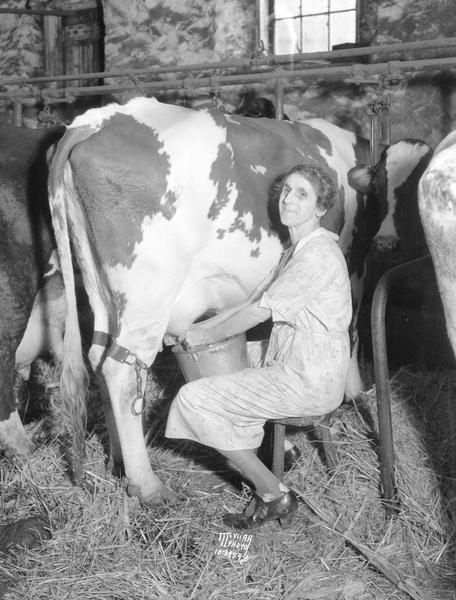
[165,227,352,451]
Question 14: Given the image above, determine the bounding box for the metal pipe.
[371,255,432,508]
[13,101,22,127]
[0,8,75,17]
[2,54,456,104]
[275,75,284,120]
[1,36,456,87]
[370,112,379,164]
[382,106,391,147]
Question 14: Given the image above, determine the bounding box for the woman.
[165,164,352,529]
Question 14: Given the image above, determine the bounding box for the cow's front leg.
[101,357,175,505]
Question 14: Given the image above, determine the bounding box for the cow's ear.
[347,165,373,193]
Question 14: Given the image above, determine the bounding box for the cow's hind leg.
[93,370,123,473]
[0,350,35,456]
[89,328,150,490]
[0,409,35,457]
[99,356,175,505]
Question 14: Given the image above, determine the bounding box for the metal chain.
[131,358,147,416]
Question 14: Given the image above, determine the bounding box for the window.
[259,0,358,55]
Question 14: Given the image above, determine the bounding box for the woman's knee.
[175,381,203,410]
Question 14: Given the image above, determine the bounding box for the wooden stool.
[267,412,338,480]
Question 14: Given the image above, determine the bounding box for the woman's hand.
[180,300,271,348]
[181,322,224,348]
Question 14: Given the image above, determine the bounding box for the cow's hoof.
[141,485,177,507]
[127,481,177,506]
[0,412,36,457]
[3,439,36,458]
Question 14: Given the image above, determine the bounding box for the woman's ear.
[315,206,327,218]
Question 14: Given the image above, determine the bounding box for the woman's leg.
[216,447,298,528]
[216,447,288,501]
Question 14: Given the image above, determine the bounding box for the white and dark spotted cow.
[0,125,66,456]
[418,131,456,359]
[48,97,393,504]
[348,139,433,262]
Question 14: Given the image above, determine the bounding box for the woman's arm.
[189,263,279,332]
[184,300,271,346]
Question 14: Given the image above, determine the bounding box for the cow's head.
[348,139,433,260]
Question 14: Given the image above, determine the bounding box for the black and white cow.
[348,138,433,261]
[0,125,66,456]
[48,97,411,504]
[418,131,456,360]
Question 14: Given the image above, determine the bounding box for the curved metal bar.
[371,254,432,506]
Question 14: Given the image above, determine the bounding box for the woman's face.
[279,172,322,231]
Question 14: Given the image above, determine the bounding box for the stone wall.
[374,0,456,146]
[100,0,456,146]
[101,0,256,108]
[0,0,100,127]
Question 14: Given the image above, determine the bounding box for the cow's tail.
[48,127,94,485]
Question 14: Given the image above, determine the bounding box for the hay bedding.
[0,359,455,600]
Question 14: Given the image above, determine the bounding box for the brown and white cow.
[418,131,456,360]
[48,97,398,504]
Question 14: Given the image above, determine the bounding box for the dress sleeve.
[259,242,345,326]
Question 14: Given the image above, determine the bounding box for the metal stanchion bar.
[1,37,456,88]
[2,55,456,104]
[13,102,22,127]
[275,75,285,120]
[0,8,75,17]
[371,255,432,506]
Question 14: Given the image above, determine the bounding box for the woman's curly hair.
[284,164,338,211]
[267,163,338,241]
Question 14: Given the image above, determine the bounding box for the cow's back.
[0,126,64,304]
[419,136,456,359]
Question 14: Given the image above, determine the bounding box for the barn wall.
[99,0,456,146]
[0,0,101,127]
[0,0,455,147]
[101,0,257,109]
[0,1,44,79]
[374,0,456,147]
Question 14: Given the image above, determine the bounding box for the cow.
[48,96,399,504]
[347,138,433,261]
[0,125,66,457]
[418,130,456,360]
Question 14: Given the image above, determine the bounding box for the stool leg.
[271,423,286,480]
[316,423,338,473]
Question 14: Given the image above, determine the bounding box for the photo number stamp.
[215,532,253,563]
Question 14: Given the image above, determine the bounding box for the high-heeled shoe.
[222,490,298,530]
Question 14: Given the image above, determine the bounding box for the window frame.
[258,0,361,56]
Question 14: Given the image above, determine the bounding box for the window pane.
[274,0,301,19]
[330,0,356,10]
[275,18,301,54]
[301,0,329,16]
[302,14,328,52]
[330,11,356,47]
